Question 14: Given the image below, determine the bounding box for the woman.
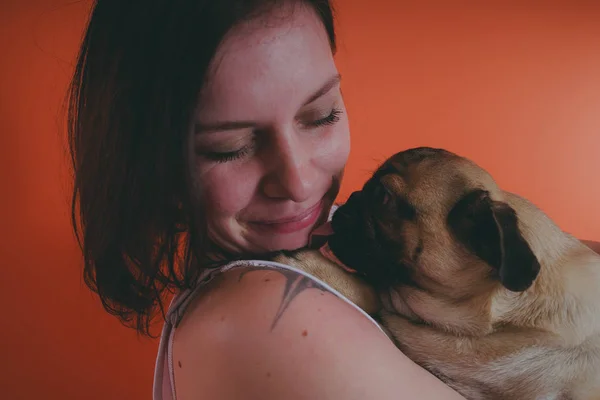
[67,1,599,399]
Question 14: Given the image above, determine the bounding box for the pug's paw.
[270,249,316,270]
[272,249,380,315]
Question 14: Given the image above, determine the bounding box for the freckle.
[178,361,182,368]
[266,372,271,378]
[264,278,270,282]
[317,308,321,312]
[220,316,225,321]
[302,329,308,337]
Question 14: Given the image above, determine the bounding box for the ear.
[447,189,541,292]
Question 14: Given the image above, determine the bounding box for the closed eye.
[372,180,416,220]
[396,197,417,220]
[302,108,342,128]
[373,182,393,205]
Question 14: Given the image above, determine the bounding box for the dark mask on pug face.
[328,147,540,294]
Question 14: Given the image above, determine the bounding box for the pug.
[273,147,600,400]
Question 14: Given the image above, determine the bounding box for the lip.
[249,200,324,234]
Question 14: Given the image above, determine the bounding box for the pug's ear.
[447,190,540,292]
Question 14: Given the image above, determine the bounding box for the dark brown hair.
[67,0,337,336]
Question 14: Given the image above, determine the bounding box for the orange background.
[1,1,599,399]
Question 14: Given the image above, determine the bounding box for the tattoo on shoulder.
[239,266,328,331]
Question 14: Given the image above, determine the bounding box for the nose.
[261,129,319,203]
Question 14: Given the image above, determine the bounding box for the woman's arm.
[172,267,464,400]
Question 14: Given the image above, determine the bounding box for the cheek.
[194,162,259,218]
[313,117,350,172]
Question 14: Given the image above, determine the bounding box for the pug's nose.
[342,191,365,217]
[345,190,363,206]
[332,191,362,231]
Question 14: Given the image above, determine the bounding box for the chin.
[257,231,312,253]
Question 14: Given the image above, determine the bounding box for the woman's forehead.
[196,4,337,122]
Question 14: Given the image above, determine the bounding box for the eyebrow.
[194,73,342,134]
[302,73,341,106]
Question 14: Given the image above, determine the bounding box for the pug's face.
[329,147,540,298]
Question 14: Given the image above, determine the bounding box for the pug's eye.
[373,183,392,205]
[397,198,417,220]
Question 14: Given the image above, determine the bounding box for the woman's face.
[190,4,350,255]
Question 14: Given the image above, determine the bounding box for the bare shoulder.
[172,265,464,400]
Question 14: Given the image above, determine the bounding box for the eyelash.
[304,107,343,128]
[204,146,253,163]
[204,108,343,163]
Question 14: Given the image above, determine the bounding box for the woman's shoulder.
[171,264,464,400]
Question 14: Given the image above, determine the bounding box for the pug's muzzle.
[328,189,413,288]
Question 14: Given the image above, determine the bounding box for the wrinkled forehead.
[375,149,499,211]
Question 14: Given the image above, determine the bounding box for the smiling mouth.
[258,201,323,224]
[248,200,325,234]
